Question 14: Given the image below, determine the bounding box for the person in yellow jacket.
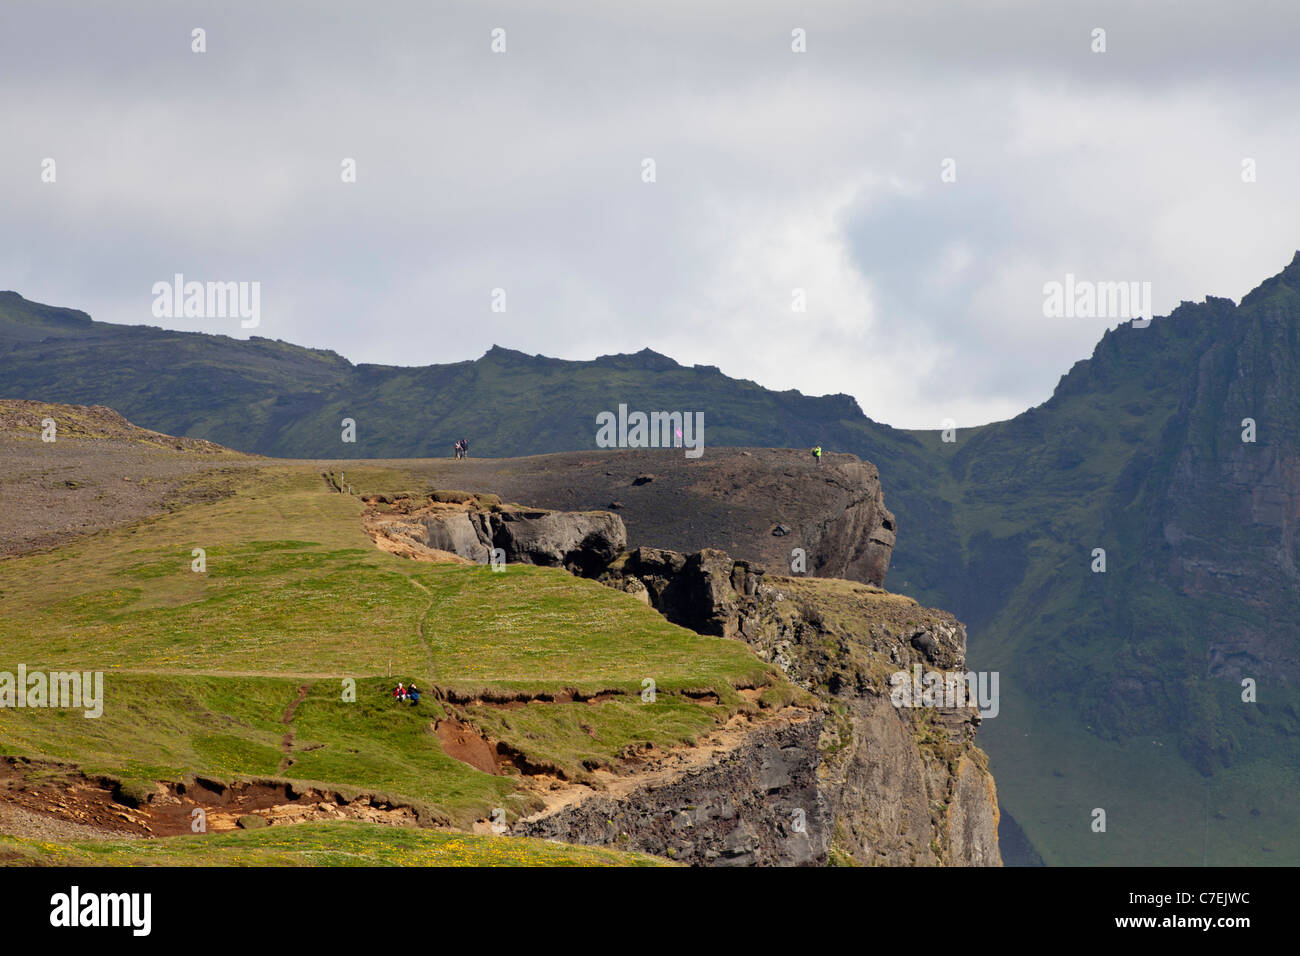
[812,445,822,463]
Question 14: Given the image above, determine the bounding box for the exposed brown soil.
[433,719,569,779]
[0,802,140,843]
[0,400,258,558]
[434,719,510,775]
[438,687,629,706]
[0,762,146,839]
[681,690,721,705]
[0,756,434,838]
[363,506,473,564]
[282,684,310,724]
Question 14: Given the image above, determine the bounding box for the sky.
[3,0,1299,429]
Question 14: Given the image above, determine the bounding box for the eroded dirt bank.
[0,757,434,839]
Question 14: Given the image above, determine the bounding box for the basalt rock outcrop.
[601,547,767,636]
[799,458,896,584]
[363,492,626,577]
[419,510,492,563]
[364,492,999,865]
[388,449,898,587]
[516,715,831,866]
[473,508,626,576]
[583,547,1001,866]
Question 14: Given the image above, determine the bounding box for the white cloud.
[2,0,1298,430]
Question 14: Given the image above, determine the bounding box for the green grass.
[0,463,789,836]
[0,468,775,692]
[0,674,522,826]
[0,821,671,866]
[461,696,726,779]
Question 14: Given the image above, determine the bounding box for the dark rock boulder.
[474,509,626,576]
[408,505,626,577]
[420,511,491,563]
[606,546,765,637]
[803,459,895,585]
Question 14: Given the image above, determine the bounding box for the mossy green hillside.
[0,464,789,829]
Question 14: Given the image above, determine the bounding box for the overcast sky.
[3,0,1298,428]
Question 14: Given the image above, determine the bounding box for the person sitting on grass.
[406,683,421,705]
[393,681,406,701]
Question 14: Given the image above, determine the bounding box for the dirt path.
[471,707,817,833]
[277,684,312,775]
[397,575,439,684]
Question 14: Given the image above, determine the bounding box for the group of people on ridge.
[392,682,421,705]
[453,437,470,459]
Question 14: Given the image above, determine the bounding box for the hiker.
[812,445,822,463]
[453,440,462,460]
[460,437,469,459]
[393,682,406,701]
[407,683,421,705]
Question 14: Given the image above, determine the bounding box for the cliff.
[364,447,897,587]
[593,547,1002,866]
[368,489,999,865]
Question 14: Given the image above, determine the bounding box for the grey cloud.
[2,0,1297,428]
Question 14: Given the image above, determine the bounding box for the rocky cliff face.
[672,450,896,586]
[517,714,831,866]
[380,448,898,587]
[600,546,767,636]
[1148,294,1300,686]
[585,547,1001,866]
[361,491,626,577]
[800,458,897,584]
[361,489,999,866]
[873,262,1300,862]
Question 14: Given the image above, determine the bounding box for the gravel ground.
[0,802,141,843]
[0,400,261,557]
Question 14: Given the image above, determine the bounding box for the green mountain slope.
[0,290,907,460]
[895,261,1300,865]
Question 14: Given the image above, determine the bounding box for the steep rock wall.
[363,494,998,866]
[516,715,830,866]
[386,448,897,586]
[601,548,1002,866]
